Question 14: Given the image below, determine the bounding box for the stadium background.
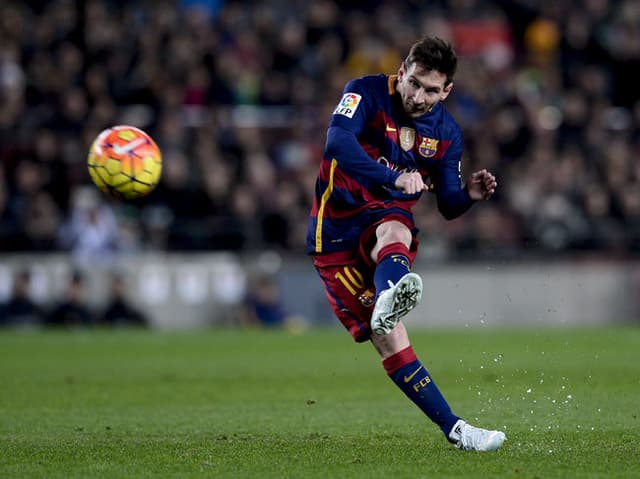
[1,0,639,327]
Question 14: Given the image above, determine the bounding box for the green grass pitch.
[1,326,638,478]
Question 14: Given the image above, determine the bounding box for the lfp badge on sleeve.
[334,93,362,118]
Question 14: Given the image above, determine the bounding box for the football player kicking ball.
[307,36,505,451]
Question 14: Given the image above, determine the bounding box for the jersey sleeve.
[433,128,475,219]
[324,79,399,188]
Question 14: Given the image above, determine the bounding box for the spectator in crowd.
[98,272,149,327]
[239,270,307,333]
[240,272,289,329]
[46,270,94,327]
[0,269,44,327]
[56,186,120,260]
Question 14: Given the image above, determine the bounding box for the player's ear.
[397,61,406,78]
[441,82,453,101]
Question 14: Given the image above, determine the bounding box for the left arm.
[433,131,497,219]
[436,168,498,220]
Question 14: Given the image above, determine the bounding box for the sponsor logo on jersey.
[418,137,439,157]
[333,93,362,118]
[377,156,419,175]
[400,127,416,151]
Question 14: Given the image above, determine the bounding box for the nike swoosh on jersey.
[403,365,424,383]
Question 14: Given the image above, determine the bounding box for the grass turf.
[0,326,638,478]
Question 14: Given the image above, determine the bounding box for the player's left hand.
[466,169,497,201]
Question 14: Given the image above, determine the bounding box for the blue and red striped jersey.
[307,74,473,255]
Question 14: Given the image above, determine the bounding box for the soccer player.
[307,36,506,451]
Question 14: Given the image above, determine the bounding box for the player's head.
[396,36,457,118]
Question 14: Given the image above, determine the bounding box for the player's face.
[396,62,453,118]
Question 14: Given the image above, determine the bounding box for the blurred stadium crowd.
[2,0,640,261]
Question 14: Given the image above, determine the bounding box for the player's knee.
[376,221,412,247]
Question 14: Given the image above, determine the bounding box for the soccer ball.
[87,125,162,200]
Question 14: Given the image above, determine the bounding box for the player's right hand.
[394,171,427,195]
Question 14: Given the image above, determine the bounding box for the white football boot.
[371,272,423,335]
[448,419,506,451]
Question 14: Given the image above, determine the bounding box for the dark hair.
[405,36,458,85]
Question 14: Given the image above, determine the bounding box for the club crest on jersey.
[334,93,362,118]
[400,127,416,151]
[358,289,376,307]
[419,137,439,157]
